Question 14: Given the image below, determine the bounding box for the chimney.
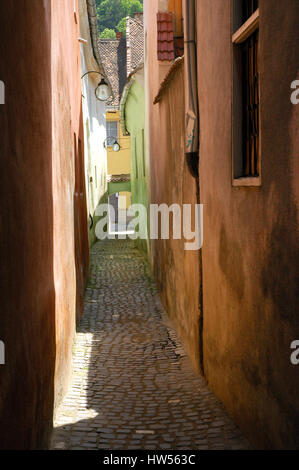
[133,12,143,22]
[116,32,123,39]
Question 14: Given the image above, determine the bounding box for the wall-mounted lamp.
[96,78,110,101]
[81,71,111,102]
[103,136,120,152]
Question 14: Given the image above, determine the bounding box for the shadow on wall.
[88,190,109,247]
[0,0,55,449]
[253,6,299,448]
[74,104,90,325]
[257,40,299,448]
[118,37,127,101]
[214,4,299,448]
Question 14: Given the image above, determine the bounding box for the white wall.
[79,0,108,246]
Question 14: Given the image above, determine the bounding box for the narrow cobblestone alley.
[51,239,249,450]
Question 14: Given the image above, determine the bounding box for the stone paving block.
[51,239,249,451]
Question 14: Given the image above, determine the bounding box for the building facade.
[79,0,108,246]
[196,0,299,449]
[144,0,299,449]
[0,0,89,449]
[99,35,131,216]
[144,0,201,371]
[120,14,148,251]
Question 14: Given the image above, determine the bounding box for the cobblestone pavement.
[51,239,249,450]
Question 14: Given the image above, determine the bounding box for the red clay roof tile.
[157,12,175,61]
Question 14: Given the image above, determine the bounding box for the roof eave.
[86,0,113,95]
[119,62,144,136]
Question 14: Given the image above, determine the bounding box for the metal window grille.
[242,0,259,22]
[106,121,118,145]
[241,29,259,176]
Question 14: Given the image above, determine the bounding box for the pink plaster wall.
[197,0,299,449]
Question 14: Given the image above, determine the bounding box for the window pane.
[241,29,259,177]
[107,121,118,138]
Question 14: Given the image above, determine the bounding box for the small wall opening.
[0,80,5,104]
[0,340,5,365]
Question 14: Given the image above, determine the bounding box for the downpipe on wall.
[183,0,204,375]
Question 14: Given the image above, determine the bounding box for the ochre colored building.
[106,109,131,209]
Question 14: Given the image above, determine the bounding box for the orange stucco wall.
[197,0,299,449]
[145,0,299,449]
[0,0,88,449]
[144,0,201,372]
[51,0,89,411]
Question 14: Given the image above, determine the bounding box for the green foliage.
[121,0,143,17]
[96,0,143,36]
[99,28,117,39]
[116,17,127,37]
[97,0,123,32]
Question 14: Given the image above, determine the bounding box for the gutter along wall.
[144,0,201,372]
[144,0,175,270]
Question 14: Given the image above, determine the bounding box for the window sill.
[232,176,261,187]
[232,9,259,44]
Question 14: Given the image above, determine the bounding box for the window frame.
[106,120,119,148]
[232,2,261,187]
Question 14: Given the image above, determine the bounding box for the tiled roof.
[98,38,127,107]
[154,56,184,104]
[157,12,175,61]
[127,15,144,76]
[107,174,131,183]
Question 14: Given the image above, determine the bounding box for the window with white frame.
[106,121,119,146]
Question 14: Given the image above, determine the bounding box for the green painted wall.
[108,180,131,195]
[125,76,148,253]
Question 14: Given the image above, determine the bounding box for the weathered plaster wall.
[144,0,201,369]
[152,64,201,372]
[51,0,88,411]
[197,0,299,449]
[0,0,88,449]
[144,0,173,268]
[0,0,54,449]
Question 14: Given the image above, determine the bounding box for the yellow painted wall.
[106,110,131,176]
[106,110,131,209]
[119,191,131,209]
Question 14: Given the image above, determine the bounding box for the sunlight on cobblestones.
[51,239,249,450]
